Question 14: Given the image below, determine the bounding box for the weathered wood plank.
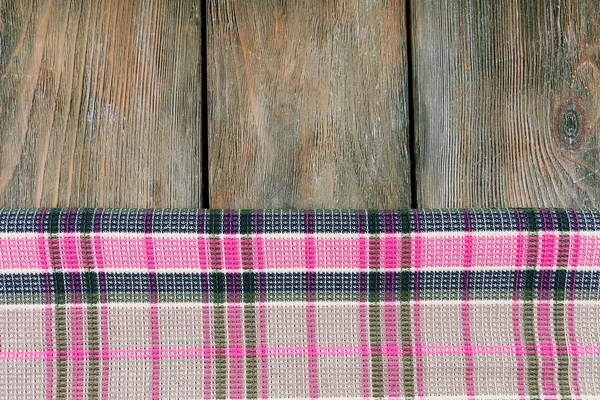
[0,0,202,208]
[413,0,600,208]
[208,0,411,209]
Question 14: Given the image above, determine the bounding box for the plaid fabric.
[0,208,599,399]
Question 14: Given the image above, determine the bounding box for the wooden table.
[1,0,599,209]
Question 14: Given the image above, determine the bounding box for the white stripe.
[1,299,600,310]
[291,397,600,400]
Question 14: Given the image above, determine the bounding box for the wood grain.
[208,0,411,209]
[0,0,202,208]
[412,0,600,208]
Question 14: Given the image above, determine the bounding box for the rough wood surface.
[412,0,600,208]
[0,0,202,208]
[208,0,411,209]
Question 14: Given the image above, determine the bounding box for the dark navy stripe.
[3,209,600,233]
[2,270,600,299]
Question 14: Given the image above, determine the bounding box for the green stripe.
[200,270,213,398]
[369,300,384,398]
[553,298,569,396]
[6,278,600,305]
[398,210,414,398]
[522,209,540,399]
[80,210,101,400]
[48,210,68,400]
[523,267,540,399]
[243,302,258,399]
[5,284,600,305]
[241,225,258,399]
[367,212,385,397]
[213,302,228,400]
[399,277,414,398]
[554,208,571,397]
[209,212,228,399]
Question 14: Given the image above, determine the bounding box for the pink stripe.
[512,211,527,400]
[538,299,557,397]
[224,218,244,399]
[305,212,319,399]
[307,296,319,400]
[254,214,269,399]
[540,231,557,267]
[69,305,85,399]
[568,211,582,398]
[412,210,426,398]
[64,234,85,400]
[144,211,160,400]
[224,235,241,272]
[461,212,475,399]
[383,214,401,398]
[37,210,54,400]
[7,343,600,361]
[357,214,371,398]
[539,228,557,397]
[6,233,600,272]
[578,235,600,265]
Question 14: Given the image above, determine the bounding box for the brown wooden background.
[1,0,599,209]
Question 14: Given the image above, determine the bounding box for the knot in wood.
[553,97,588,151]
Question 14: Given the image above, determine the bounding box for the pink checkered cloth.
[0,208,599,399]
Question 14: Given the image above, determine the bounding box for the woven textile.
[1,208,599,399]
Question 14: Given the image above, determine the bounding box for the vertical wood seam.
[406,0,418,209]
[201,0,210,209]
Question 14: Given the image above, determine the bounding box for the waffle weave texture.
[1,208,599,399]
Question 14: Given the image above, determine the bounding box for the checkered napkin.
[1,208,599,399]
